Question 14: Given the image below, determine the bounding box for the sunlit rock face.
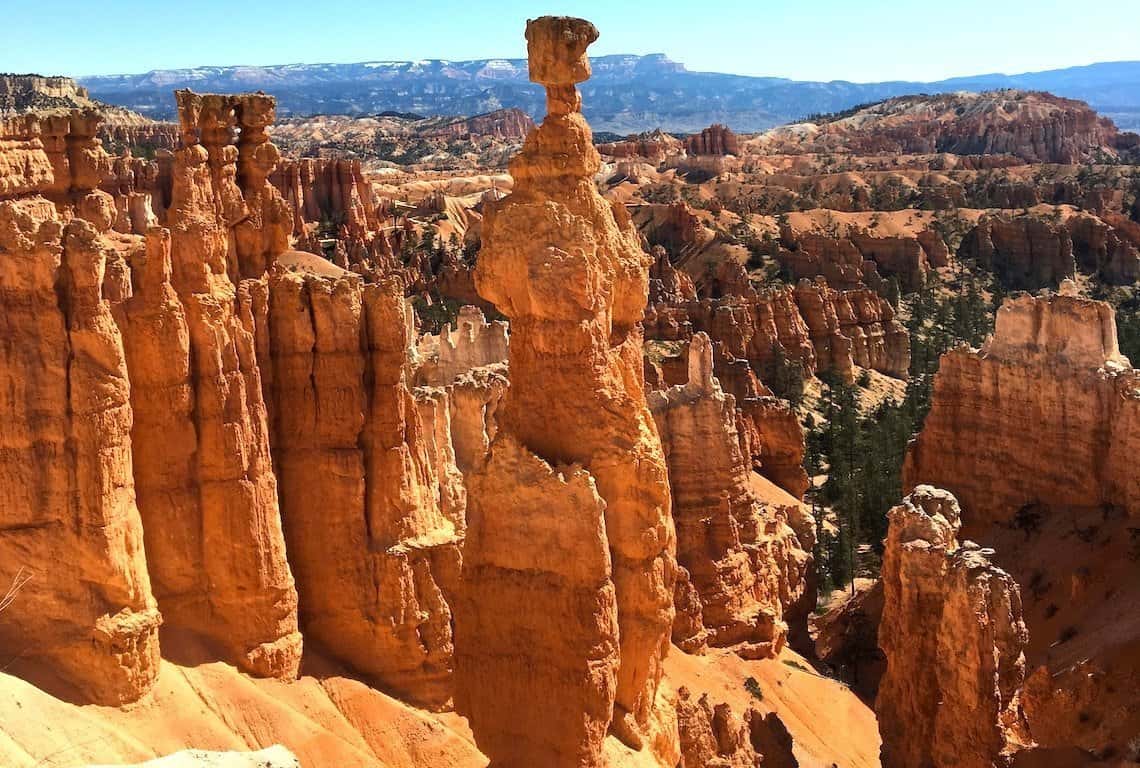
[453,15,679,767]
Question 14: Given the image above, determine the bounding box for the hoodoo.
[454,16,678,767]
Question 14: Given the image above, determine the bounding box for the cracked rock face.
[877,486,1032,768]
[454,15,678,767]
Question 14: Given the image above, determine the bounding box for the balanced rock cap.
[525,16,599,86]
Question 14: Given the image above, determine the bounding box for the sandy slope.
[0,658,486,768]
[665,646,882,768]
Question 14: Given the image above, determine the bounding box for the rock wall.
[269,157,379,238]
[903,287,1140,760]
[0,196,161,705]
[650,335,812,658]
[422,107,535,141]
[159,90,302,677]
[264,270,462,707]
[877,487,1031,768]
[904,288,1139,528]
[959,215,1076,290]
[685,124,740,156]
[414,305,508,386]
[454,17,678,765]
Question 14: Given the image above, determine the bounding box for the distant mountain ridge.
[78,56,1140,133]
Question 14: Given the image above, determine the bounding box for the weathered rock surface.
[454,16,678,765]
[0,198,161,705]
[685,124,740,156]
[904,288,1140,760]
[650,335,812,658]
[157,90,301,678]
[904,289,1136,527]
[265,270,462,707]
[676,686,798,768]
[959,214,1076,290]
[766,91,1129,163]
[270,157,379,238]
[878,486,1032,768]
[414,305,508,386]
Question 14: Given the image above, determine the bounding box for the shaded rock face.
[270,157,379,238]
[454,16,678,766]
[776,226,938,294]
[650,335,812,658]
[960,215,1076,290]
[793,278,910,381]
[877,487,1031,768]
[903,289,1140,759]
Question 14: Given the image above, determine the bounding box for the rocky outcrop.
[903,287,1140,760]
[650,335,812,658]
[265,270,461,707]
[99,122,180,153]
[153,90,301,678]
[422,107,535,141]
[676,687,798,768]
[878,486,1031,768]
[454,17,678,765]
[959,214,1076,290]
[597,129,684,161]
[793,278,909,380]
[685,124,740,156]
[778,90,1126,163]
[0,197,161,705]
[1067,211,1140,285]
[849,231,929,292]
[269,157,379,238]
[414,305,509,386]
[904,287,1138,528]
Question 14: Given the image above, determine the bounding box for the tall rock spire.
[455,16,678,766]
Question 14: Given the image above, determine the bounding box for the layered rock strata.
[454,17,678,765]
[903,288,1140,759]
[152,90,301,677]
[414,305,509,387]
[959,215,1076,290]
[877,486,1031,768]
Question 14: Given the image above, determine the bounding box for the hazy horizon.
[9,0,1140,83]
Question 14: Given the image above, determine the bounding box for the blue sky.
[6,0,1138,82]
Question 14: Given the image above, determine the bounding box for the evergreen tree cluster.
[807,269,997,595]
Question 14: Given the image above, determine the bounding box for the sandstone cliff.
[904,287,1140,760]
[959,214,1076,290]
[0,196,161,705]
[877,486,1031,768]
[685,124,740,156]
[263,269,464,707]
[454,17,678,766]
[650,335,812,658]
